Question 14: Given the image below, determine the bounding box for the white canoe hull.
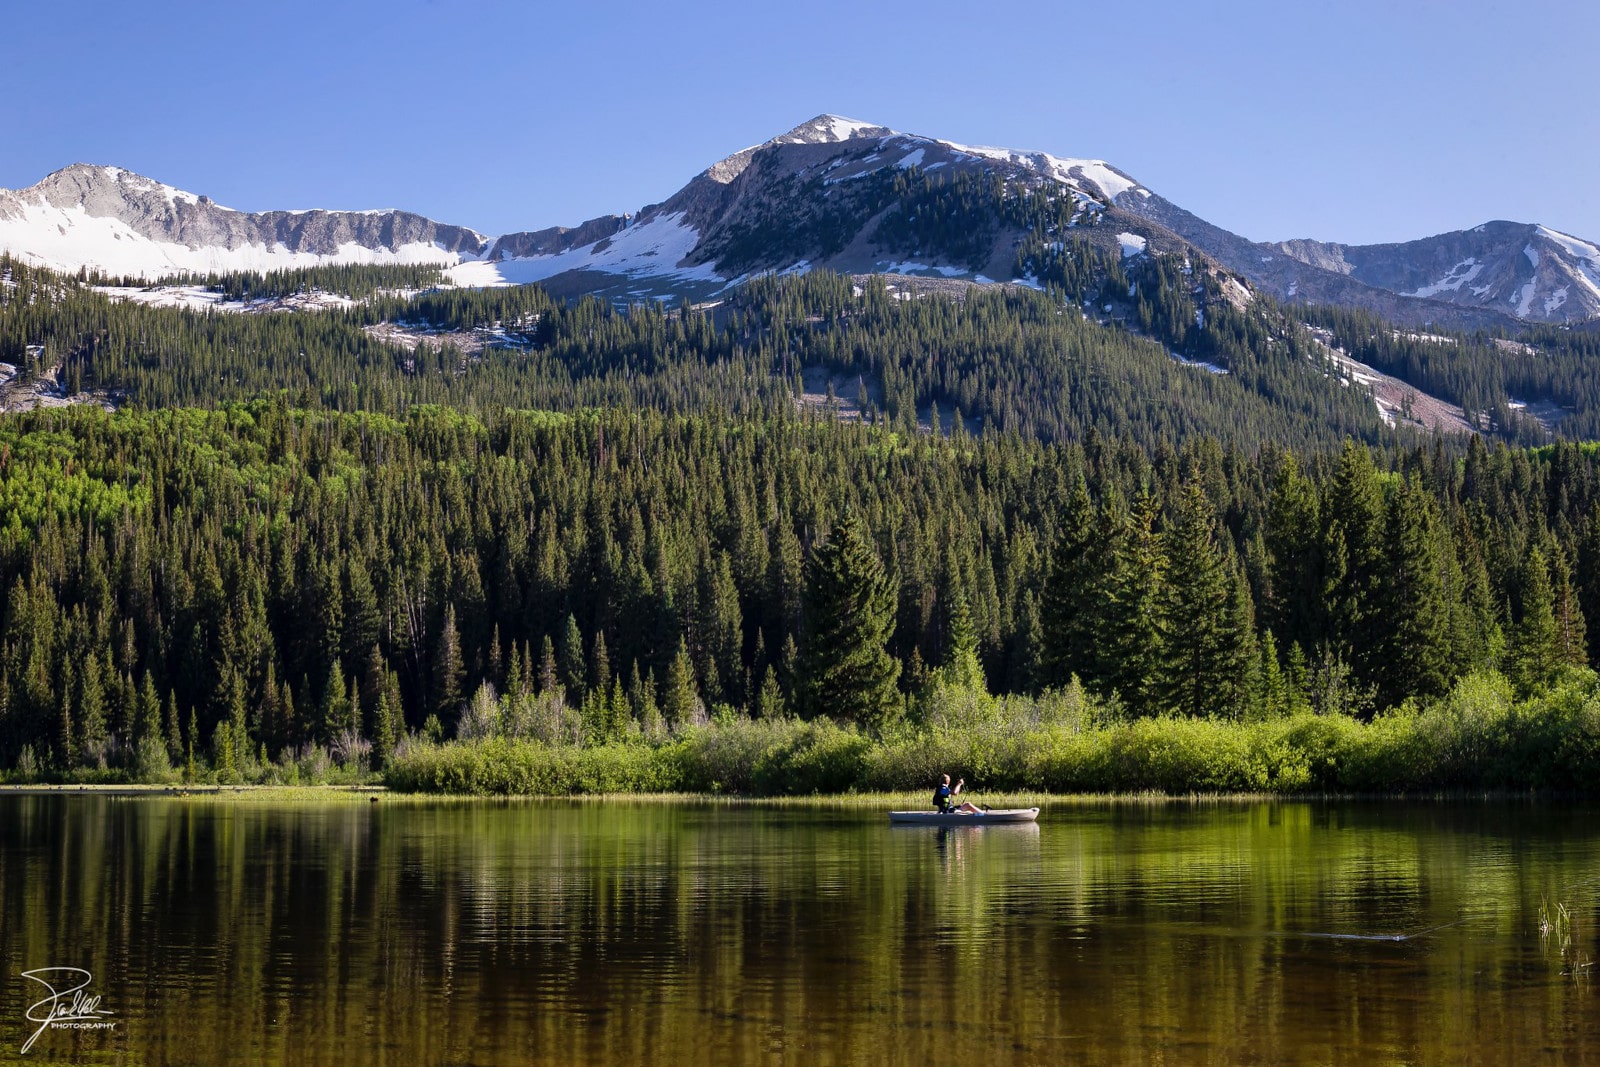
[888,808,1039,825]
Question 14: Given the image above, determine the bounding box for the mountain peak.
[702,115,899,184]
[776,115,897,145]
[27,163,211,210]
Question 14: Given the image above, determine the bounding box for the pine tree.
[487,624,504,690]
[1372,478,1452,708]
[433,603,465,723]
[136,671,162,743]
[372,692,396,766]
[935,588,985,692]
[76,653,108,766]
[1097,491,1165,715]
[558,614,585,704]
[637,667,665,739]
[1039,477,1100,688]
[321,661,351,742]
[1323,441,1386,688]
[1577,504,1600,670]
[164,691,183,764]
[1253,630,1288,721]
[755,665,786,720]
[507,641,527,699]
[1264,453,1323,653]
[1509,548,1562,695]
[797,515,901,729]
[589,628,611,700]
[1549,546,1588,668]
[538,635,559,696]
[660,637,700,731]
[1158,482,1245,718]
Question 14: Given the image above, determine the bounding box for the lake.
[1,794,1597,1064]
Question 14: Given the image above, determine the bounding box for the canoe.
[887,807,1039,825]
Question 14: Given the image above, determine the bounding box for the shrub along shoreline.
[383,670,1600,797]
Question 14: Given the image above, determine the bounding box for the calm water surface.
[1,796,1597,1064]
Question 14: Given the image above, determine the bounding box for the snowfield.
[448,212,721,288]
[1406,257,1483,298]
[940,140,1142,202]
[0,201,460,278]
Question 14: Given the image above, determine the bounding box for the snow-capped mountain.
[2,117,1596,326]
[0,164,488,277]
[450,114,1167,303]
[1265,222,1600,324]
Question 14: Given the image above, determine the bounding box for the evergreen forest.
[2,253,1600,793]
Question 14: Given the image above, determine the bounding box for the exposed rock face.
[1,120,1596,328]
[0,164,488,270]
[1265,222,1600,324]
[485,215,628,260]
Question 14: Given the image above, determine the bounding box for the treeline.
[2,257,1396,451]
[104,263,453,301]
[0,402,1598,781]
[1300,304,1600,440]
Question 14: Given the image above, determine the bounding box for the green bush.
[383,671,1600,797]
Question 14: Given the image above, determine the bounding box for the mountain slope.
[0,117,1595,328]
[0,164,487,277]
[1267,222,1600,323]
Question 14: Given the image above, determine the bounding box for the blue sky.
[8,0,1597,244]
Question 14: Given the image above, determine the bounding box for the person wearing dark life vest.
[933,773,983,814]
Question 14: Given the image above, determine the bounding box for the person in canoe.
[933,774,983,815]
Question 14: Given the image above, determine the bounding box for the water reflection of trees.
[0,798,1597,1063]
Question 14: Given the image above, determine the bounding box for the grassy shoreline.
[380,670,1600,798]
[0,783,1593,807]
[11,670,1599,802]
[6,780,1593,806]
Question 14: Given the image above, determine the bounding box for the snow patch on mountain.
[1514,276,1539,318]
[1537,226,1600,302]
[0,200,459,277]
[879,261,968,278]
[1118,233,1148,258]
[939,141,1140,202]
[447,211,718,288]
[808,116,886,142]
[1407,258,1484,298]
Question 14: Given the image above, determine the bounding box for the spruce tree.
[1372,478,1452,708]
[1509,548,1562,695]
[77,653,107,765]
[797,515,901,729]
[1039,477,1100,688]
[1158,482,1244,718]
[589,629,611,700]
[558,614,586,704]
[1097,491,1165,715]
[1549,547,1588,668]
[538,635,559,696]
[163,691,184,765]
[936,588,985,692]
[755,665,786,720]
[1264,453,1323,653]
[1323,441,1386,688]
[660,637,700,731]
[136,671,162,744]
[433,604,465,723]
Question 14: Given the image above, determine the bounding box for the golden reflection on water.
[0,797,1597,1064]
